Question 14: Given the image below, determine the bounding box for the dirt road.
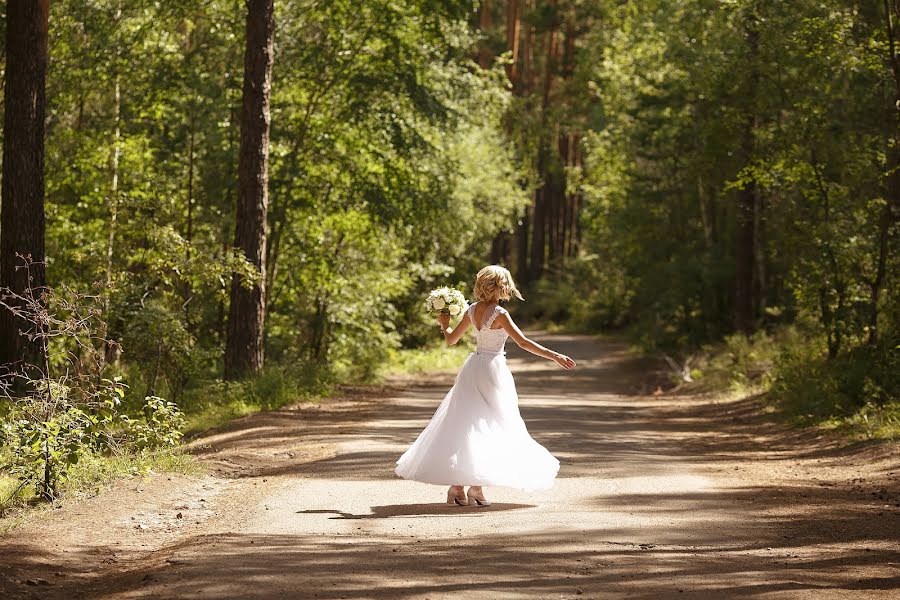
[1,334,898,599]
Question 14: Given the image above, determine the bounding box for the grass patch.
[180,363,332,434]
[0,447,198,532]
[686,326,900,440]
[1,362,332,529]
[0,473,33,508]
[383,340,474,376]
[66,448,202,493]
[687,329,786,394]
[771,338,899,441]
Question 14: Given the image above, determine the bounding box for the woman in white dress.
[395,265,576,506]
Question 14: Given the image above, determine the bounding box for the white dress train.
[395,303,560,491]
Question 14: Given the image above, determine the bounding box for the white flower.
[432,298,446,310]
[448,304,461,316]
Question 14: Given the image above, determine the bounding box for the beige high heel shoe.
[447,487,466,506]
[466,489,491,507]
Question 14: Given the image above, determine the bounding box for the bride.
[395,265,576,506]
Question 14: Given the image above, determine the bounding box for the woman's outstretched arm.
[498,313,576,370]
[437,312,471,346]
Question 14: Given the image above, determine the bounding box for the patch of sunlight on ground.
[600,474,714,496]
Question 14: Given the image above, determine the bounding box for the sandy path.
[1,334,898,599]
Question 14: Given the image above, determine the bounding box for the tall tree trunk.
[106,75,121,299]
[183,106,195,328]
[224,0,275,380]
[490,231,511,265]
[560,22,578,261]
[553,131,570,262]
[102,32,123,368]
[530,168,546,281]
[505,0,521,88]
[530,2,559,281]
[479,0,493,69]
[871,0,900,346]
[509,0,530,281]
[516,208,530,284]
[480,0,506,264]
[0,0,50,369]
[567,133,581,258]
[734,7,760,334]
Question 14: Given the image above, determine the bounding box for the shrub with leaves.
[125,396,185,450]
[0,257,184,500]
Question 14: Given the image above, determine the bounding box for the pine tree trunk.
[505,0,521,88]
[530,172,546,281]
[872,0,900,346]
[516,208,530,284]
[224,0,275,380]
[530,4,559,282]
[734,7,760,333]
[509,0,529,281]
[567,134,581,258]
[479,0,493,69]
[0,0,50,369]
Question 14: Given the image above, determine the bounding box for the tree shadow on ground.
[4,526,895,600]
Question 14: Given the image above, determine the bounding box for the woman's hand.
[552,352,576,370]
[437,312,450,330]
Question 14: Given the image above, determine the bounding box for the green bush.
[0,270,187,501]
[689,324,899,439]
[126,396,186,450]
[773,337,899,437]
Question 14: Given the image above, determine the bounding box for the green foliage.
[4,0,535,512]
[773,335,900,438]
[180,363,331,433]
[2,401,101,499]
[126,396,186,450]
[513,256,632,332]
[26,0,527,394]
[0,271,186,500]
[691,328,795,394]
[384,339,475,377]
[565,1,900,439]
[688,324,899,439]
[579,0,898,352]
[1,371,187,500]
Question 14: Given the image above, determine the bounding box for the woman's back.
[467,302,509,353]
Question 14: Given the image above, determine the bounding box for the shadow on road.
[297,502,535,519]
[23,529,898,599]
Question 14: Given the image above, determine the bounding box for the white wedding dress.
[395,302,560,490]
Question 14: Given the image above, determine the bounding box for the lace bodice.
[467,302,509,353]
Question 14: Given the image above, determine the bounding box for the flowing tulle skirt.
[395,351,559,491]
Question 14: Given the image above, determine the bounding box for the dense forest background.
[0,1,897,500]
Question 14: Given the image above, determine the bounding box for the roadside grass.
[685,326,899,441]
[180,363,332,434]
[383,339,474,377]
[0,363,331,529]
[0,446,198,533]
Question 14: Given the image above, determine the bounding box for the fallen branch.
[663,354,695,383]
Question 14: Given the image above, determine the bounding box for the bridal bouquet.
[424,287,468,318]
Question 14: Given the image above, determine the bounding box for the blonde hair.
[473,265,523,302]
